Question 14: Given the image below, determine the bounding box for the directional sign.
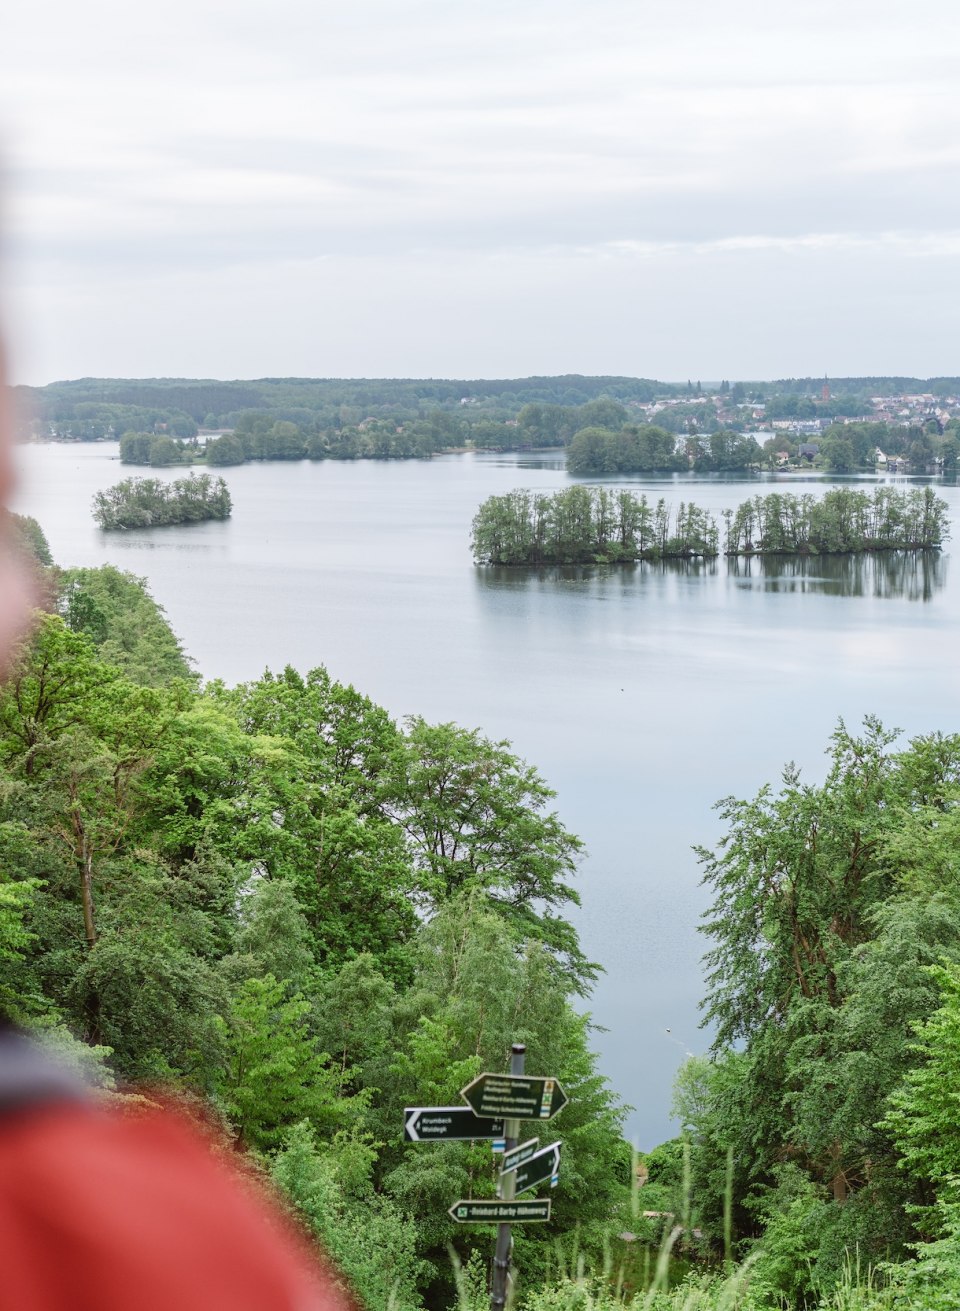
[461,1073,568,1121]
[501,1138,540,1173]
[503,1141,561,1196]
[448,1199,551,1224]
[404,1107,505,1142]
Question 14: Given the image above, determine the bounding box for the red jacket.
[0,1099,353,1311]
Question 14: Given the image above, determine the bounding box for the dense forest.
[92,474,232,530]
[9,516,960,1308]
[471,487,948,566]
[0,523,629,1310]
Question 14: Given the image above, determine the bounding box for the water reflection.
[475,558,721,590]
[728,551,945,602]
[475,551,945,602]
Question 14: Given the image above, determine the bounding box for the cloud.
[1,0,958,379]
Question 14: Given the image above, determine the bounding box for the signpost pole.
[491,1043,524,1311]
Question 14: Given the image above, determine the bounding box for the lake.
[13,442,960,1146]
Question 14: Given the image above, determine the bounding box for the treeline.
[724,486,948,553]
[207,411,467,463]
[472,488,720,564]
[566,425,762,474]
[635,719,960,1309]
[16,375,675,441]
[92,474,232,530]
[472,487,948,566]
[1,536,631,1310]
[119,430,199,466]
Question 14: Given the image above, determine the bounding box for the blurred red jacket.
[0,1053,353,1311]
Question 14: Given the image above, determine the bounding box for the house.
[797,442,820,462]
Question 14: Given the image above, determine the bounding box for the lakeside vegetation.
[471,487,948,566]
[567,427,762,475]
[16,375,960,476]
[92,473,232,530]
[9,519,960,1307]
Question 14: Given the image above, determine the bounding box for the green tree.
[884,961,960,1225]
[149,435,180,466]
[216,666,417,979]
[214,973,345,1149]
[205,433,246,466]
[119,431,152,464]
[59,566,193,685]
[387,717,595,990]
[272,1121,426,1311]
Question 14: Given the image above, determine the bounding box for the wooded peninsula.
[471,486,948,566]
[92,474,233,530]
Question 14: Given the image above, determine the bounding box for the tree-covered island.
[92,473,232,530]
[471,486,948,566]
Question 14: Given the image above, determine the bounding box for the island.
[92,473,233,530]
[471,486,948,565]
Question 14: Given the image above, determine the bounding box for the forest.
[17,375,960,478]
[8,516,960,1308]
[0,523,628,1311]
[92,474,233,530]
[471,487,948,566]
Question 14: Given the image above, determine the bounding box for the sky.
[1,0,958,385]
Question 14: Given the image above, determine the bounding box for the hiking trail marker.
[460,1071,568,1121]
[403,1043,567,1311]
[403,1107,505,1143]
[449,1198,552,1224]
[501,1140,561,1197]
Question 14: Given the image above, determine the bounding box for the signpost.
[449,1199,551,1224]
[404,1107,505,1142]
[461,1071,568,1121]
[500,1138,540,1174]
[503,1141,561,1197]
[403,1041,568,1311]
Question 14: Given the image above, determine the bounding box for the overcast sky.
[1,0,958,384]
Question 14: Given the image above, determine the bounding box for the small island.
[471,486,948,565]
[92,474,233,530]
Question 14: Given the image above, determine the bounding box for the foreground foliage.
[652,718,960,1308]
[1,546,626,1310]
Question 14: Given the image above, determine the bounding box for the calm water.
[14,443,960,1146]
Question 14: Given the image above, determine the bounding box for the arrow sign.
[503,1141,561,1196]
[501,1138,540,1173]
[461,1073,568,1121]
[448,1199,551,1224]
[404,1107,506,1142]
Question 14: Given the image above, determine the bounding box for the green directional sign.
[404,1107,505,1142]
[448,1198,551,1224]
[501,1138,540,1173]
[504,1141,561,1196]
[461,1072,568,1121]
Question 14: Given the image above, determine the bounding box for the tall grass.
[445,1143,903,1311]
